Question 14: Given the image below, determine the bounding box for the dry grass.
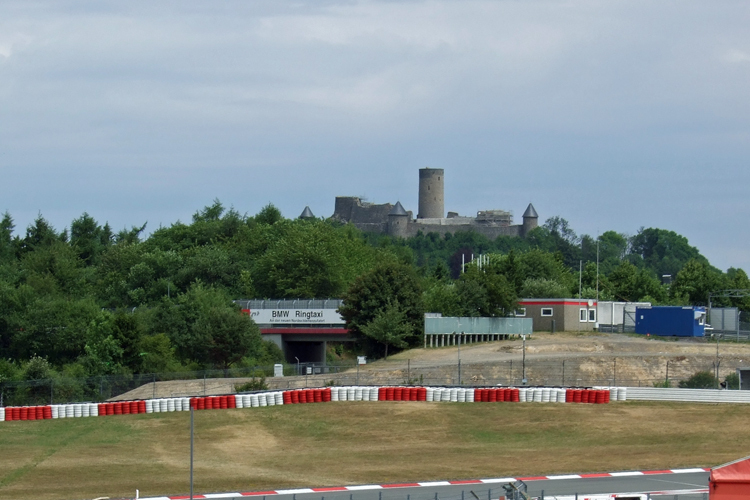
[0,401,746,500]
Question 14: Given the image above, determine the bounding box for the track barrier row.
[0,386,626,423]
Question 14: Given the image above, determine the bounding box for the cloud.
[723,49,750,64]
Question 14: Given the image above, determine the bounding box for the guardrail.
[625,387,750,404]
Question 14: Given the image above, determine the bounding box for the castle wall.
[403,222,523,239]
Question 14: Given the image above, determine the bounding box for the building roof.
[389,201,408,216]
[299,206,315,219]
[522,203,538,218]
[712,455,750,482]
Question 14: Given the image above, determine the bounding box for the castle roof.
[522,203,538,218]
[389,201,408,216]
[299,206,315,219]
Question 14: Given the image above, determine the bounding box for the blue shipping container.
[634,306,706,337]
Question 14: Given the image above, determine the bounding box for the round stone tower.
[522,203,538,237]
[418,167,444,219]
[387,201,410,238]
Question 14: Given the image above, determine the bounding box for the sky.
[1,1,749,271]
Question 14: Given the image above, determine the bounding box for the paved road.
[146,471,709,500]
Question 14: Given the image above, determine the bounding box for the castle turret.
[522,203,538,236]
[299,206,315,219]
[418,167,444,219]
[387,201,410,238]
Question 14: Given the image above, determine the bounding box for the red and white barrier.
[0,385,626,424]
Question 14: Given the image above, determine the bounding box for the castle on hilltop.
[314,168,538,239]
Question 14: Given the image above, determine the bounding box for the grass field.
[0,401,746,500]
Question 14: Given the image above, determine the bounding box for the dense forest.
[1,200,748,385]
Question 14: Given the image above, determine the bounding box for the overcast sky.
[1,1,748,271]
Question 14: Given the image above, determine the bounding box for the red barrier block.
[314,389,323,403]
[386,387,394,401]
[511,388,520,402]
[581,390,590,404]
[122,402,131,414]
[323,388,332,402]
[43,406,52,419]
[197,398,205,410]
[596,390,606,404]
[27,407,36,421]
[418,387,427,401]
[394,387,403,401]
[139,400,146,413]
[283,392,292,404]
[378,387,386,401]
[572,389,583,403]
[20,407,28,421]
[488,389,497,403]
[219,396,228,409]
[36,406,44,420]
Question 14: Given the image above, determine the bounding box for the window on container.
[515,308,526,317]
[588,309,597,322]
[541,308,553,317]
[580,308,587,322]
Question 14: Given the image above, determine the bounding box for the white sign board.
[245,309,345,325]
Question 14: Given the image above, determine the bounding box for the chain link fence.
[2,353,742,407]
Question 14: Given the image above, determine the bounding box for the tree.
[255,203,282,225]
[0,211,16,263]
[520,278,570,298]
[671,259,724,306]
[152,283,262,368]
[456,264,516,317]
[360,301,411,359]
[253,220,377,299]
[339,261,424,357]
[607,261,666,303]
[70,212,112,265]
[629,228,706,278]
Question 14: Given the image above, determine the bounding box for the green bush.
[235,376,268,392]
[724,372,740,390]
[678,371,718,389]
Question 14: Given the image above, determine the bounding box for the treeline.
[1,200,748,381]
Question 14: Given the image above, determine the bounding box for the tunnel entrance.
[284,341,326,364]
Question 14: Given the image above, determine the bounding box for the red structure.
[710,455,750,499]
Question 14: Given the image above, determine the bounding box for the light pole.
[295,357,300,377]
[522,334,527,385]
[716,333,722,388]
[457,331,462,386]
[190,406,194,500]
